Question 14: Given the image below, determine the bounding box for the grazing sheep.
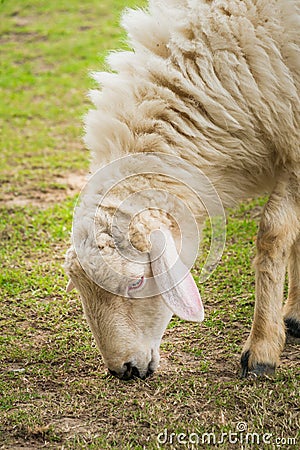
[65,0,300,380]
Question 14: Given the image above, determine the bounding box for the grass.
[1,1,299,449]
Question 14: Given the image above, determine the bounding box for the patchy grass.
[0,1,299,449]
[0,0,139,202]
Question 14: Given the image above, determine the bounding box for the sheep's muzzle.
[108,362,154,381]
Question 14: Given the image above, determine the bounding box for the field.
[0,1,299,448]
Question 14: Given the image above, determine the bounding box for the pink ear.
[150,228,204,322]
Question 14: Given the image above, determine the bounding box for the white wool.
[84,0,299,216]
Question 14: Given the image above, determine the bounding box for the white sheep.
[65,0,300,380]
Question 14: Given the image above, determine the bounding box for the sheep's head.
[65,202,204,380]
[64,154,225,380]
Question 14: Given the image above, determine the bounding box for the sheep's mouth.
[108,360,154,381]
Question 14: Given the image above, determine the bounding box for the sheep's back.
[86,0,300,207]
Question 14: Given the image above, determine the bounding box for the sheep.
[65,0,300,380]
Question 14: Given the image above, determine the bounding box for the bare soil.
[1,172,87,208]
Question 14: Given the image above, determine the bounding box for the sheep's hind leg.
[284,235,300,339]
[240,177,300,378]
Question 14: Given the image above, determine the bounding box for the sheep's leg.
[241,178,300,377]
[284,235,300,339]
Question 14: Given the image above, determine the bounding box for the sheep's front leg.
[241,179,300,377]
[284,235,300,339]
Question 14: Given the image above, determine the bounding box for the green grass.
[0,0,140,197]
[1,1,299,449]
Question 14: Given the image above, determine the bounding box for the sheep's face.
[65,211,204,380]
[65,245,174,380]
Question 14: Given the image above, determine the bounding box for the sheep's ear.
[66,279,75,293]
[149,229,204,322]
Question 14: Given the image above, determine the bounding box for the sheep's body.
[65,0,300,380]
[86,0,299,207]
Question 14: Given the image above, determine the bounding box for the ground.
[0,1,299,449]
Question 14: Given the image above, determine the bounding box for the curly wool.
[85,0,300,212]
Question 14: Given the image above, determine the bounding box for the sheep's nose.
[108,362,153,381]
[108,362,141,380]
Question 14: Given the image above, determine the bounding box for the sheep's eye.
[128,276,144,291]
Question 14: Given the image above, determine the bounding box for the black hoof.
[240,350,275,378]
[285,318,300,339]
[240,350,251,378]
